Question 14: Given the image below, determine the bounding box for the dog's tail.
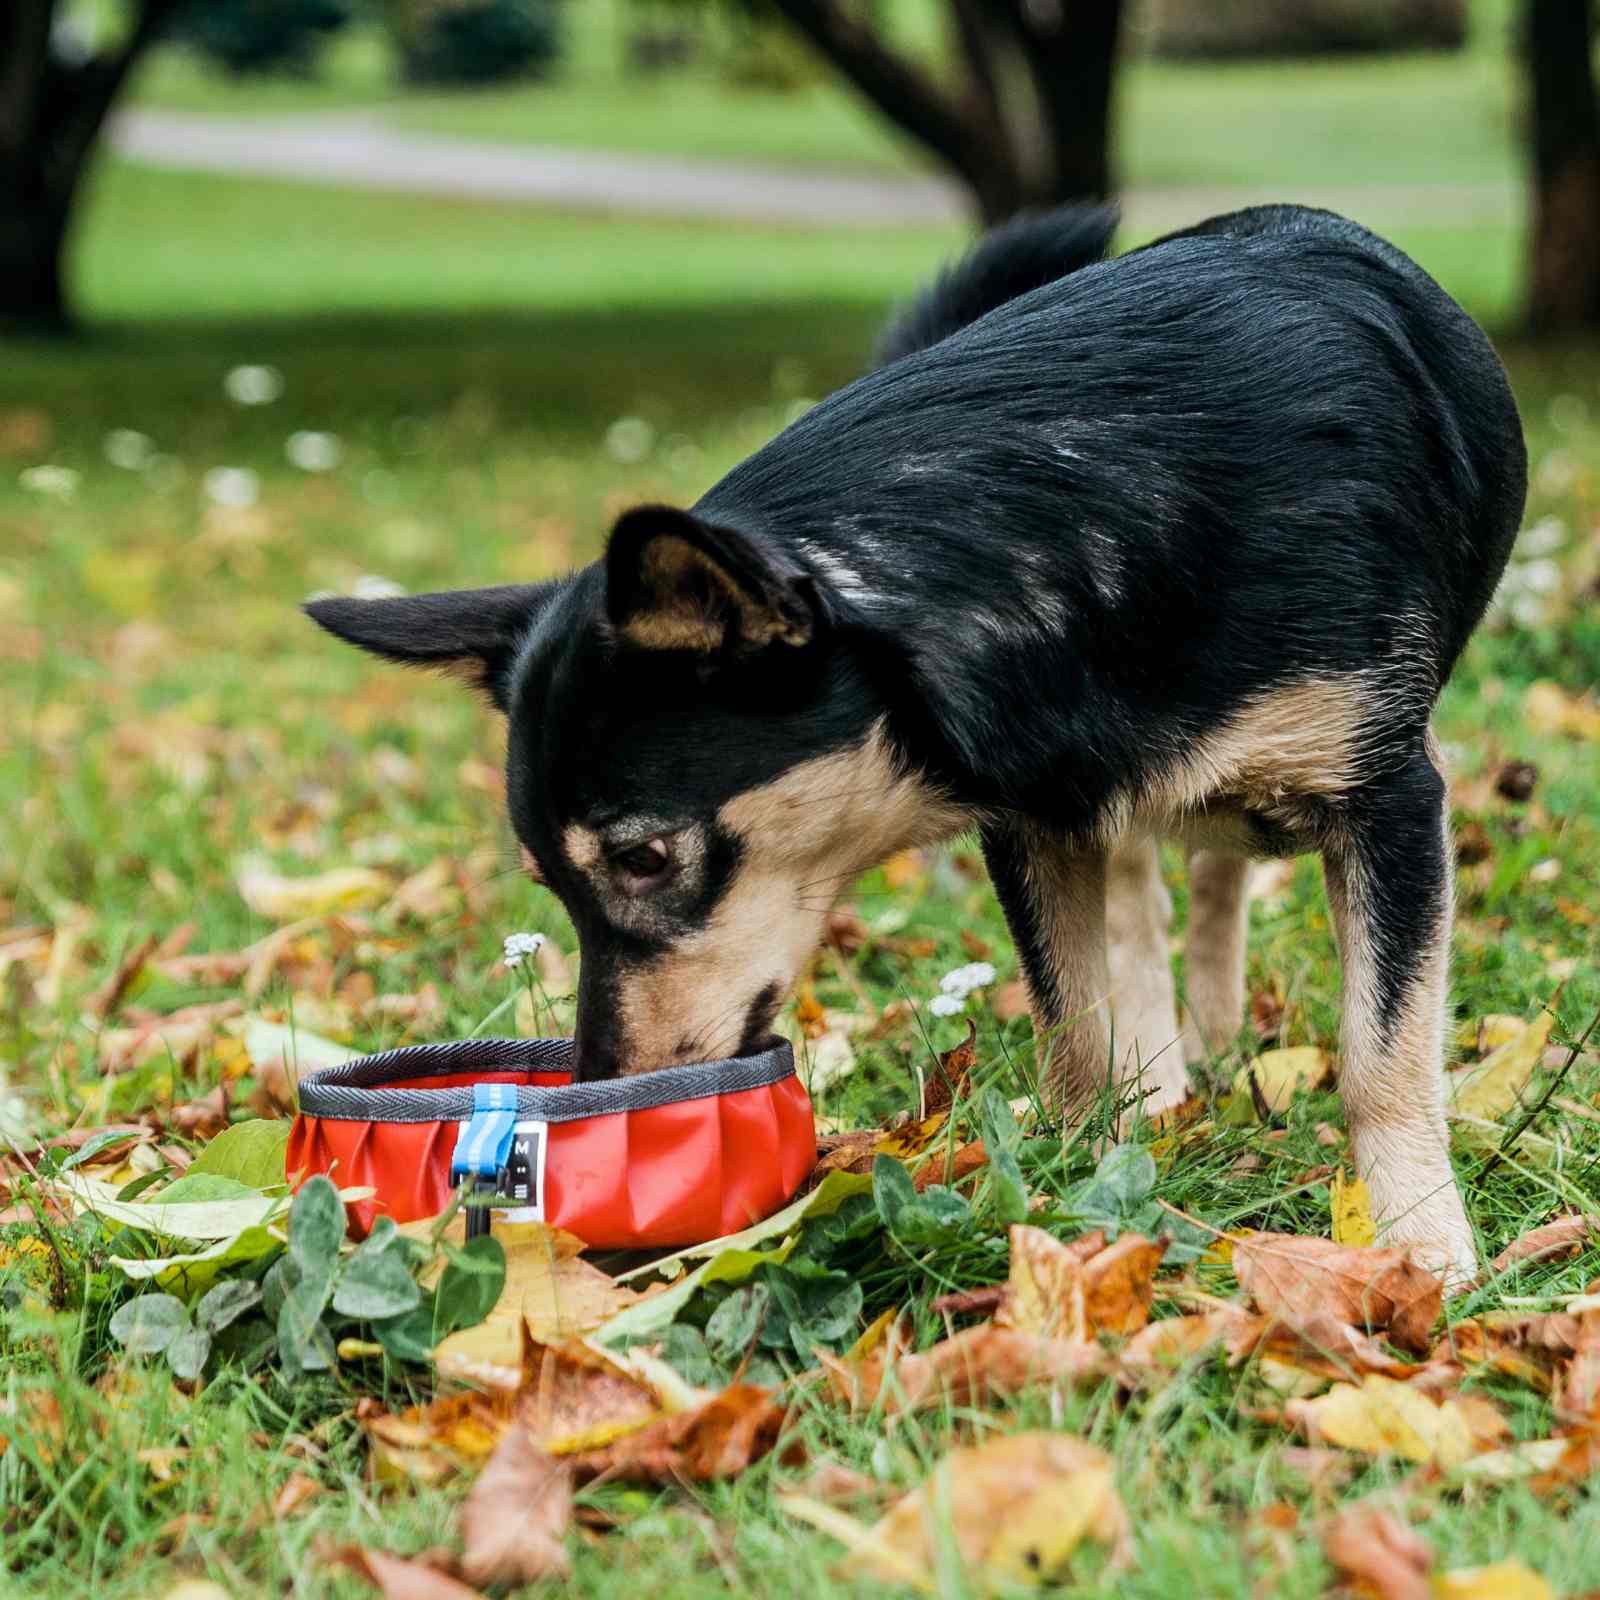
[874,203,1119,367]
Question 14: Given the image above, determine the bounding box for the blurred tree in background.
[0,0,183,332]
[383,0,562,86]
[173,0,351,75]
[1527,0,1600,330]
[1143,0,1466,59]
[766,0,1124,221]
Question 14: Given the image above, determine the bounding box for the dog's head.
[309,506,960,1077]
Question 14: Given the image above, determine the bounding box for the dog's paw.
[1378,1205,1479,1294]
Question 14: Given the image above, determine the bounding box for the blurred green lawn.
[130,0,1524,192]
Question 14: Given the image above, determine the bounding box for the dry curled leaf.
[1233,1234,1442,1354]
[785,1431,1129,1592]
[1322,1502,1432,1600]
[564,1382,787,1482]
[322,1543,486,1600]
[820,1322,1108,1416]
[923,1020,977,1117]
[1482,1213,1599,1280]
[996,1225,1165,1342]
[459,1424,572,1587]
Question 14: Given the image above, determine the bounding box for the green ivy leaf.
[109,1293,188,1355]
[434,1235,505,1331]
[165,1325,213,1381]
[187,1119,290,1190]
[661,1324,721,1387]
[1095,1144,1157,1212]
[195,1278,262,1334]
[155,1173,258,1205]
[332,1237,422,1321]
[871,1152,919,1237]
[705,1284,771,1363]
[976,1088,1029,1225]
[766,1263,863,1362]
[277,1276,336,1375]
[287,1176,345,1280]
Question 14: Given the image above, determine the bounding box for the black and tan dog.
[309,205,1526,1282]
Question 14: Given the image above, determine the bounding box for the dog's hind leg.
[1323,741,1476,1285]
[1181,849,1252,1063]
[1105,837,1189,1121]
[981,820,1113,1118]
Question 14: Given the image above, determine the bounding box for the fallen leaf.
[1523,679,1600,741]
[322,1544,486,1600]
[271,1471,323,1519]
[786,1431,1128,1591]
[1234,1046,1330,1114]
[1322,1502,1431,1600]
[565,1383,787,1482]
[1432,1563,1554,1599]
[1233,1234,1442,1354]
[1331,1169,1377,1248]
[427,1222,637,1383]
[1449,1011,1554,1121]
[996,1225,1165,1342]
[924,1021,977,1117]
[912,1140,989,1191]
[820,1322,1108,1416]
[89,933,159,1020]
[458,1424,572,1586]
[1481,1213,1598,1279]
[1288,1375,1498,1467]
[236,859,391,923]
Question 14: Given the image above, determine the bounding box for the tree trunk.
[0,197,71,335]
[770,0,1123,228]
[1527,0,1600,332]
[0,0,183,333]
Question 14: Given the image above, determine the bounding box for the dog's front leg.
[1323,743,1477,1286]
[981,820,1112,1119]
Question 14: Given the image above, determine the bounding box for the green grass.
[127,0,1526,195]
[5,157,1600,1597]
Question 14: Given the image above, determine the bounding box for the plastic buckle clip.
[450,1083,518,1239]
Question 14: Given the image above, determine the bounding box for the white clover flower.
[939,961,997,999]
[352,573,406,600]
[1519,515,1567,557]
[503,932,547,967]
[927,993,965,1017]
[605,417,655,464]
[103,429,154,471]
[203,466,260,509]
[1520,558,1563,596]
[224,364,284,406]
[19,465,79,499]
[286,430,342,473]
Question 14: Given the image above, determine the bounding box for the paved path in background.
[110,106,1520,231]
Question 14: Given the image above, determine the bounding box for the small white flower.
[19,465,79,499]
[224,364,284,406]
[503,932,547,967]
[203,466,259,509]
[605,417,655,464]
[1520,558,1563,596]
[104,429,154,471]
[352,573,406,600]
[927,993,965,1017]
[286,430,342,473]
[1519,515,1567,557]
[939,961,997,999]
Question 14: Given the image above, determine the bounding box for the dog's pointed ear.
[304,582,560,711]
[605,505,819,657]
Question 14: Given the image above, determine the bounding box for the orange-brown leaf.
[565,1383,787,1482]
[923,1020,977,1117]
[459,1424,572,1587]
[1232,1234,1442,1354]
[1321,1503,1432,1600]
[322,1544,487,1600]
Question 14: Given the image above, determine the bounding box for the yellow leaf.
[1290,1375,1475,1468]
[1449,1011,1554,1121]
[876,1112,948,1162]
[1455,1014,1528,1055]
[1433,1562,1554,1599]
[1330,1169,1376,1248]
[235,858,391,922]
[1232,1047,1330,1115]
[425,1221,637,1385]
[1524,679,1600,741]
[1203,1229,1252,1267]
[983,1465,1117,1586]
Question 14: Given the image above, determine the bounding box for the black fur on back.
[874,205,1119,367]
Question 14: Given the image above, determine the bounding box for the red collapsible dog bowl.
[287,1036,815,1248]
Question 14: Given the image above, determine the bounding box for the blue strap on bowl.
[449,1082,518,1182]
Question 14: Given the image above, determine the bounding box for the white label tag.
[454,1117,548,1221]
[498,1119,548,1222]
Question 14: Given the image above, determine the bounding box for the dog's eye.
[612,838,672,886]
